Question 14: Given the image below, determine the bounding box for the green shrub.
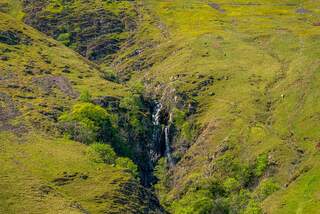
[254,154,268,177]
[116,157,139,178]
[182,121,197,141]
[215,153,238,176]
[172,108,186,128]
[172,108,196,141]
[120,94,142,112]
[60,121,97,143]
[255,179,280,201]
[87,143,116,164]
[227,189,251,213]
[154,158,169,202]
[130,81,145,95]
[119,94,145,134]
[171,190,228,214]
[171,190,213,214]
[243,200,262,214]
[100,69,118,82]
[59,103,114,144]
[223,177,240,193]
[209,179,226,197]
[46,0,64,14]
[57,32,71,45]
[59,103,110,127]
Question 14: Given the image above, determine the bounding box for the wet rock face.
[22,0,136,63]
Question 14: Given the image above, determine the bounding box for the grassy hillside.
[114,0,320,213]
[0,0,24,20]
[0,132,133,213]
[1,0,320,213]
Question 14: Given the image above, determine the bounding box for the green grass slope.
[0,132,133,214]
[2,0,320,213]
[264,156,320,213]
[0,0,24,20]
[114,0,320,213]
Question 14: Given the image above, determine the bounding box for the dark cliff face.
[22,0,137,63]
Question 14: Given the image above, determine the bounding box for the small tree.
[254,154,268,177]
[87,143,117,164]
[60,121,97,143]
[119,94,145,134]
[223,177,240,193]
[255,179,280,201]
[57,32,71,45]
[244,200,262,214]
[59,103,114,144]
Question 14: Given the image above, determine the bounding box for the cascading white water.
[164,126,174,167]
[149,102,163,163]
[152,102,174,167]
[152,102,162,126]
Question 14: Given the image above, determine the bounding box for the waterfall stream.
[152,102,174,167]
[152,102,162,126]
[164,126,174,167]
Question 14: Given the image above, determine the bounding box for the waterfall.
[150,102,162,163]
[152,102,174,167]
[164,125,174,167]
[152,102,162,126]
[152,102,162,148]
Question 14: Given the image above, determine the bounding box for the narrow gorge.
[1,0,320,213]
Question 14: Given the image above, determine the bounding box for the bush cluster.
[87,143,139,178]
[58,91,143,180]
[158,152,279,214]
[59,102,115,144]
